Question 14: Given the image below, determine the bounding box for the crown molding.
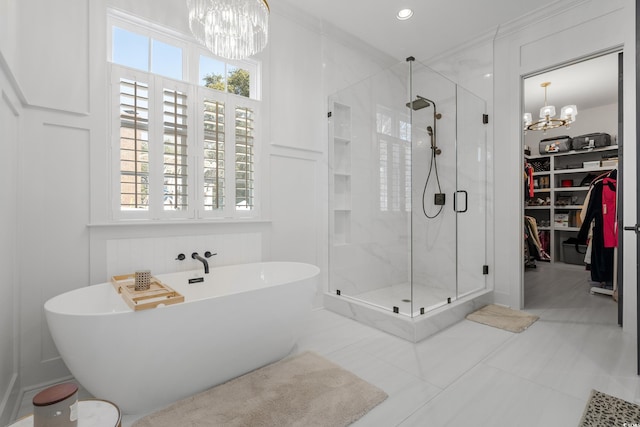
[494,0,592,40]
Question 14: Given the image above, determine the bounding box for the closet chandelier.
[523,82,577,132]
[186,0,270,60]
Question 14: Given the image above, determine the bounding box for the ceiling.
[276,0,561,62]
[523,52,620,114]
[276,0,619,114]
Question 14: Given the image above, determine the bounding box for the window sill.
[87,218,272,228]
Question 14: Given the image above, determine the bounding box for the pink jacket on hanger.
[602,176,617,248]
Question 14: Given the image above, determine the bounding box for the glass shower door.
[409,62,458,316]
[455,87,488,297]
[328,60,411,314]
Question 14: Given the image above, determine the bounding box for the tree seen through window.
[202,68,250,98]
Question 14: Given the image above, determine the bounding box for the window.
[235,106,255,210]
[162,88,189,211]
[109,13,261,220]
[377,106,411,212]
[112,27,183,80]
[200,56,253,98]
[118,78,150,210]
[203,99,225,210]
[379,141,388,211]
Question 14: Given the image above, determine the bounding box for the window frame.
[107,13,190,82]
[108,10,262,222]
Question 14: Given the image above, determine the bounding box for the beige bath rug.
[466,304,539,333]
[132,351,388,427]
[579,389,640,426]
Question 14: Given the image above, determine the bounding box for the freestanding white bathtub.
[44,262,320,414]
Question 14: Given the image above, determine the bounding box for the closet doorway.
[522,51,622,323]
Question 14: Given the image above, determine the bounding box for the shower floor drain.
[401,299,412,303]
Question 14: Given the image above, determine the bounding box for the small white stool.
[9,400,121,427]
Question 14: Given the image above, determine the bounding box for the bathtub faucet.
[191,252,210,274]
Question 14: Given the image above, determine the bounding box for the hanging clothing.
[524,216,550,261]
[525,163,534,199]
[577,170,616,283]
[602,175,618,248]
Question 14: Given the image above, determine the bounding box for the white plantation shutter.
[119,78,150,211]
[162,88,189,211]
[235,106,254,211]
[203,99,225,210]
[379,140,388,212]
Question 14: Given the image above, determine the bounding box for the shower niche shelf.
[330,102,352,246]
[333,211,351,246]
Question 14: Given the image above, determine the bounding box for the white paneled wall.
[0,1,18,72]
[17,0,89,113]
[0,60,20,427]
[19,116,91,388]
[268,154,320,263]
[105,232,262,279]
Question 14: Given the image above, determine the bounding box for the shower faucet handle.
[175,253,186,261]
[204,251,217,258]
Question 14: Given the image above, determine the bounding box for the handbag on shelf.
[539,135,572,153]
[529,158,550,172]
[572,132,612,150]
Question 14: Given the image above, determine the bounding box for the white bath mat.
[466,304,539,333]
[132,351,388,427]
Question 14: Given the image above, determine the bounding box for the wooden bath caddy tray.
[111,274,184,311]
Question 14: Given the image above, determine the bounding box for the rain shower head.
[406,96,431,110]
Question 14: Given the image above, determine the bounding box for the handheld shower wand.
[427,126,441,156]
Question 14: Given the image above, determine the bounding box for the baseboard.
[0,373,19,427]
[492,290,517,309]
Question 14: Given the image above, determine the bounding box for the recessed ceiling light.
[397,9,414,20]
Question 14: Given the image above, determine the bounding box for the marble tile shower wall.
[105,233,262,278]
[330,61,463,298]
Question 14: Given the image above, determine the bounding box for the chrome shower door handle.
[454,190,468,213]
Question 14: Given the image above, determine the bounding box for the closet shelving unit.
[525,144,618,264]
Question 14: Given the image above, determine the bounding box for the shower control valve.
[175,253,186,261]
[204,251,217,258]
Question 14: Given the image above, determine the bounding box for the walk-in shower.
[326,57,492,341]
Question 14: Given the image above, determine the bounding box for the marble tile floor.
[13,263,639,426]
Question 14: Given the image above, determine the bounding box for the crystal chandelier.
[523,82,577,132]
[186,0,270,60]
